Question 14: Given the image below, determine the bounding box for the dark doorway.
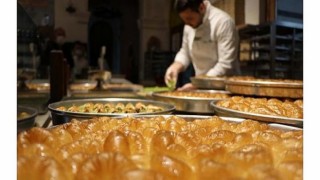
[87,5,121,74]
[88,21,113,70]
[87,0,140,82]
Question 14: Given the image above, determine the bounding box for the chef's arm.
[165,26,192,84]
[165,61,185,85]
[173,26,191,71]
[206,20,238,76]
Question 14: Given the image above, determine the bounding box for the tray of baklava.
[210,96,303,127]
[225,76,303,98]
[17,115,302,179]
[48,98,175,125]
[152,90,231,114]
[190,75,227,90]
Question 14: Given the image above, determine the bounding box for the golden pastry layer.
[225,76,303,98]
[195,75,227,79]
[102,83,143,91]
[17,116,302,179]
[216,96,303,119]
[158,91,230,99]
[227,76,302,83]
[56,102,164,114]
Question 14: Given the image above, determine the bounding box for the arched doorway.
[87,0,139,81]
[88,21,113,70]
[87,8,121,73]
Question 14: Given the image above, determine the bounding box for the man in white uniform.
[165,0,240,90]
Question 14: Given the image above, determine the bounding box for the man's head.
[175,0,205,28]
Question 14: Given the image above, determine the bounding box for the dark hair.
[174,0,204,13]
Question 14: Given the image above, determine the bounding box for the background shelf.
[238,20,303,80]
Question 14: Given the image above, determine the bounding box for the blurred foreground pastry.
[17,116,303,179]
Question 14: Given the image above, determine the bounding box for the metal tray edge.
[210,101,303,128]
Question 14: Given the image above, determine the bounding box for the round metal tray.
[151,90,230,114]
[191,76,226,90]
[17,106,38,133]
[48,98,175,125]
[101,83,144,92]
[210,101,303,127]
[225,78,303,98]
[69,80,98,92]
[25,79,50,92]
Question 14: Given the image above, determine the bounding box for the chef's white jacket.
[174,0,240,76]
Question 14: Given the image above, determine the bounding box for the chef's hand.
[164,62,184,87]
[177,83,197,91]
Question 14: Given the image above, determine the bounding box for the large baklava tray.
[48,98,175,125]
[152,90,230,114]
[190,75,227,90]
[101,83,144,92]
[18,115,302,179]
[211,96,303,127]
[225,76,303,98]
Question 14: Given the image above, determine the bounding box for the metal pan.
[191,76,226,90]
[69,79,98,92]
[48,98,175,125]
[225,78,303,98]
[17,106,38,133]
[101,83,144,92]
[210,101,303,127]
[25,79,50,92]
[151,90,231,114]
